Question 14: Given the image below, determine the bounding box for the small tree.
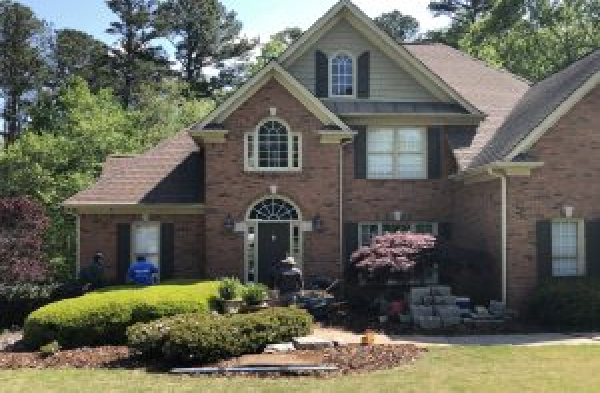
[0,196,49,282]
[351,232,436,282]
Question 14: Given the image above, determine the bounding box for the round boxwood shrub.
[127,307,313,364]
[23,281,219,349]
[529,278,600,330]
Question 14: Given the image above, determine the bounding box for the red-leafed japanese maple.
[351,232,436,280]
[0,197,49,282]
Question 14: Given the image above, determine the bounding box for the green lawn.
[2,345,600,392]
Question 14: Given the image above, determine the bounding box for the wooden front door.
[257,222,290,287]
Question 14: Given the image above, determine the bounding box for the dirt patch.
[0,344,424,375]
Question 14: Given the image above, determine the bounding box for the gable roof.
[64,131,203,206]
[193,62,350,131]
[405,44,531,168]
[470,48,600,168]
[279,0,483,117]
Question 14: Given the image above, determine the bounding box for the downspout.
[488,168,508,304]
[339,140,352,267]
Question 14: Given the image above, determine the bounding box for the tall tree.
[428,0,495,25]
[461,0,600,81]
[53,29,113,92]
[106,0,171,108]
[0,1,48,145]
[374,10,420,42]
[245,28,303,77]
[157,0,257,99]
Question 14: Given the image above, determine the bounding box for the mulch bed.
[0,343,425,375]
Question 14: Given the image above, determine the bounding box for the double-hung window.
[245,119,301,171]
[359,222,438,246]
[132,222,160,277]
[551,220,585,276]
[330,52,354,97]
[367,128,427,179]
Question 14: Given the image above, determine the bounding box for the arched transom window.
[248,198,299,220]
[245,119,301,171]
[331,52,354,97]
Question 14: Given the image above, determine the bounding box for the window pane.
[368,130,394,153]
[257,121,289,168]
[397,129,425,152]
[415,223,434,234]
[383,223,411,233]
[331,54,353,96]
[368,154,393,178]
[360,224,380,246]
[397,153,426,179]
[552,222,578,276]
[134,224,160,255]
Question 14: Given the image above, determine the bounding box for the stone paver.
[312,327,600,347]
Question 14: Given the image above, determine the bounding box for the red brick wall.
[343,130,456,223]
[79,213,205,282]
[203,78,342,280]
[506,85,600,306]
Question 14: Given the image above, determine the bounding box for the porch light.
[312,214,323,232]
[224,214,235,232]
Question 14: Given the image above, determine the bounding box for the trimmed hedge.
[529,278,600,329]
[127,307,313,364]
[0,282,86,328]
[23,281,219,349]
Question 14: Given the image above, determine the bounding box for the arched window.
[245,118,301,171]
[248,197,299,220]
[330,52,354,97]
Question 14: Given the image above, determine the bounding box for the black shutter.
[427,127,442,179]
[536,221,553,280]
[315,50,329,98]
[344,223,359,266]
[357,51,370,99]
[354,126,367,179]
[438,222,452,241]
[160,223,175,281]
[585,220,600,277]
[116,223,131,285]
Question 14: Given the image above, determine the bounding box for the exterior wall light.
[224,214,235,233]
[312,214,323,232]
[563,205,574,218]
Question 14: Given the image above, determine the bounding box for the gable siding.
[286,19,439,101]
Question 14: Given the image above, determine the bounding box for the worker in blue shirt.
[127,256,159,285]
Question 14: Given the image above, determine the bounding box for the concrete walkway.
[312,327,600,347]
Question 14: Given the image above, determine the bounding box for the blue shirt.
[127,261,159,285]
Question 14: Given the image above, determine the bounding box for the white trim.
[452,161,545,183]
[245,194,303,221]
[366,126,428,180]
[193,62,349,132]
[506,70,600,161]
[244,117,303,172]
[329,50,356,98]
[278,0,483,116]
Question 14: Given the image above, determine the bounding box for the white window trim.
[131,221,161,279]
[244,117,302,172]
[551,218,586,277]
[366,126,428,180]
[329,51,356,98]
[358,222,439,247]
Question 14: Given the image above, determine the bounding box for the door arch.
[244,196,303,284]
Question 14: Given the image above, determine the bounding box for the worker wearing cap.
[274,256,303,305]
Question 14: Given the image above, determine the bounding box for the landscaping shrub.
[0,282,86,328]
[217,277,243,300]
[242,283,269,306]
[23,281,219,349]
[529,278,600,329]
[127,307,313,364]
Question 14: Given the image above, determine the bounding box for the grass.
[2,345,600,392]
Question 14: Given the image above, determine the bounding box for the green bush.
[242,283,268,306]
[218,277,243,301]
[23,281,219,349]
[127,307,313,364]
[529,278,600,329]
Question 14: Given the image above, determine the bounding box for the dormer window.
[245,118,302,171]
[330,52,354,97]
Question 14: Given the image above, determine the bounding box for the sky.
[18,0,450,45]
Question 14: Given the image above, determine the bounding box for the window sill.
[244,168,303,173]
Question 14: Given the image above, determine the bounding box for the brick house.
[64,0,600,308]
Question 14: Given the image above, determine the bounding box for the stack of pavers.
[408,286,462,329]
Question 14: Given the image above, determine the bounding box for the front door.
[257,222,290,286]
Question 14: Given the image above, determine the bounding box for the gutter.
[488,168,508,305]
